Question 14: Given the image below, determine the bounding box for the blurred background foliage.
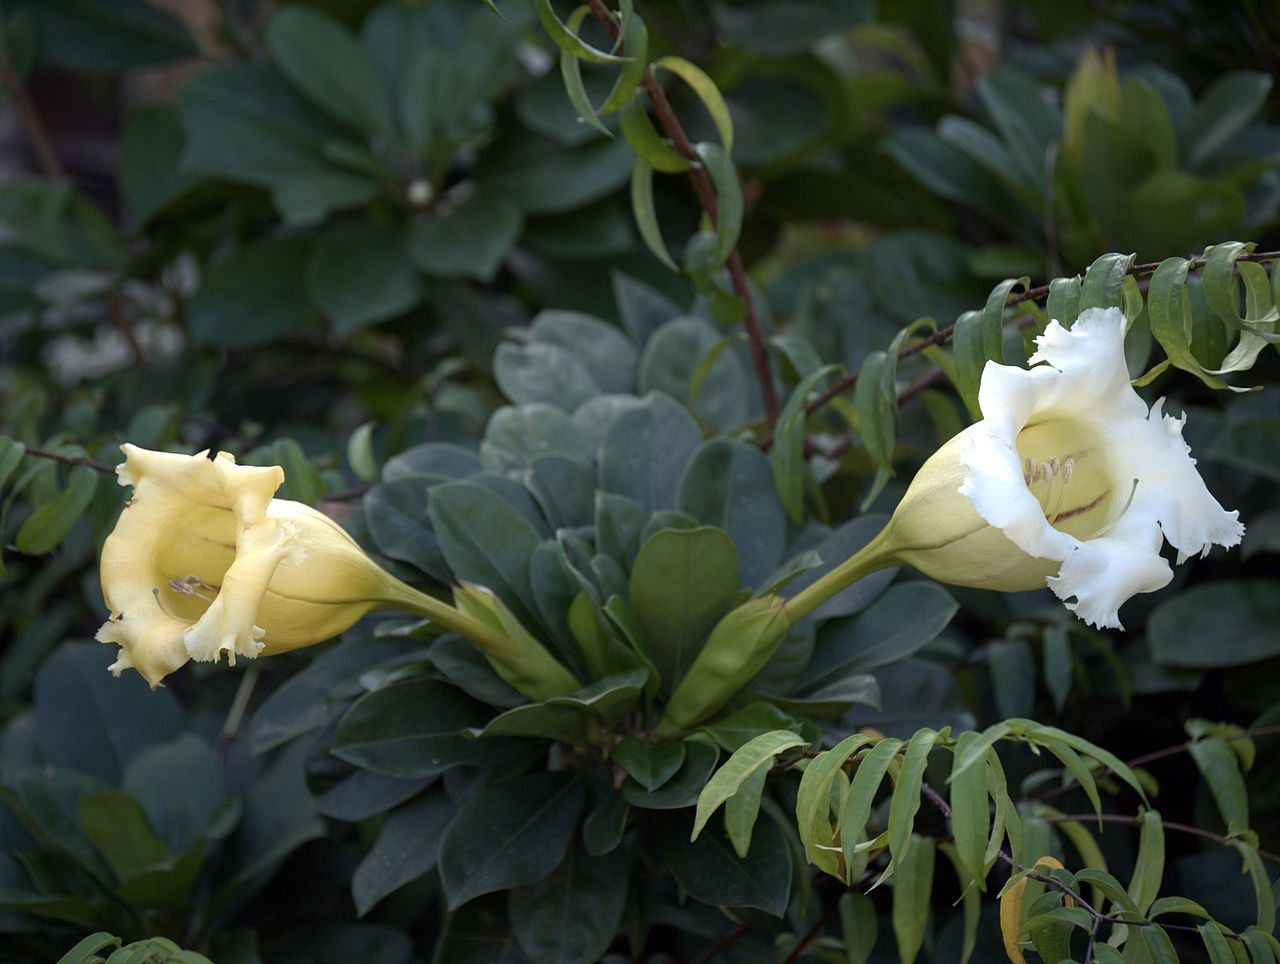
[1,0,1280,961]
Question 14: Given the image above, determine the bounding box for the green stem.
[378,577,514,657]
[785,524,897,623]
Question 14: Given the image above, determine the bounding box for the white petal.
[959,422,1075,562]
[1111,399,1245,562]
[1028,308,1145,420]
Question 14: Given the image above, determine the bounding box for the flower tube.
[791,307,1244,631]
[95,445,529,688]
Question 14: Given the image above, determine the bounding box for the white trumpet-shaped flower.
[883,307,1244,629]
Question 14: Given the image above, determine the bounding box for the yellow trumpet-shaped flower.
[95,444,513,688]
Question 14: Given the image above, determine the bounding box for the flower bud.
[95,445,493,687]
[655,594,793,739]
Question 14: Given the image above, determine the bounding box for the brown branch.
[1045,812,1280,864]
[582,0,780,425]
[782,900,841,964]
[0,62,64,180]
[24,446,116,475]
[759,248,1280,451]
[1035,724,1280,804]
[687,921,749,964]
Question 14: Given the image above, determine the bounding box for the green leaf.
[582,793,629,856]
[620,93,691,173]
[14,0,195,71]
[307,221,422,333]
[693,142,741,269]
[188,237,314,347]
[800,582,958,692]
[122,735,223,852]
[428,480,546,632]
[891,832,935,964]
[34,643,187,784]
[534,0,631,63]
[949,732,990,888]
[693,730,807,840]
[1199,923,1237,964]
[476,672,647,745]
[509,840,628,964]
[223,742,324,890]
[55,932,122,964]
[332,678,525,778]
[78,790,169,882]
[599,391,701,512]
[1147,257,1237,391]
[630,158,676,270]
[1203,241,1256,332]
[529,310,638,394]
[1079,252,1134,313]
[364,479,450,582]
[270,437,321,506]
[840,891,878,964]
[15,464,96,555]
[771,364,841,523]
[266,6,395,136]
[1231,840,1276,935]
[937,842,980,964]
[638,317,751,428]
[410,196,522,282]
[629,526,740,687]
[1128,809,1165,918]
[662,809,791,916]
[723,762,769,858]
[652,56,733,153]
[119,104,200,224]
[677,439,787,587]
[494,340,602,411]
[1140,924,1179,964]
[351,790,453,916]
[612,737,686,792]
[1187,736,1250,837]
[881,728,941,884]
[1149,581,1280,667]
[835,737,902,879]
[438,771,586,909]
[1046,275,1081,327]
[621,737,718,809]
[1181,72,1272,168]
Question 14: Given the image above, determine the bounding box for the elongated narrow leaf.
[15,464,98,555]
[937,842,980,964]
[771,365,840,523]
[891,833,934,964]
[1231,840,1276,935]
[536,0,631,63]
[1147,256,1237,390]
[1046,275,1081,327]
[1079,252,1135,312]
[879,728,941,886]
[619,94,690,172]
[1187,736,1250,836]
[1199,923,1237,964]
[796,733,877,875]
[723,762,769,858]
[949,732,990,887]
[836,737,903,879]
[693,729,806,840]
[1202,241,1255,331]
[694,142,741,269]
[839,892,878,964]
[630,159,676,270]
[652,56,733,152]
[1140,924,1179,964]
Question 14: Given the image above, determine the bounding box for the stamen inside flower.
[1016,418,1115,539]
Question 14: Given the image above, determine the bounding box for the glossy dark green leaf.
[677,439,787,588]
[629,526,739,687]
[34,643,187,784]
[332,678,525,778]
[621,737,718,809]
[1181,72,1272,169]
[266,6,395,136]
[599,392,701,512]
[438,771,586,909]
[307,221,422,333]
[800,582,957,693]
[352,789,453,916]
[410,197,522,282]
[15,464,96,555]
[662,809,790,916]
[428,480,547,630]
[1149,580,1280,667]
[121,735,223,852]
[188,237,314,347]
[509,840,627,964]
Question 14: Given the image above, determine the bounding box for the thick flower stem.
[785,525,898,623]
[380,579,515,659]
